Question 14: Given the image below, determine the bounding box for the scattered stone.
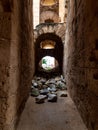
[36,77,41,80]
[47,86,57,92]
[33,82,38,87]
[31,88,39,97]
[48,83,56,88]
[45,79,56,85]
[32,80,35,84]
[50,91,57,95]
[35,95,47,104]
[40,89,49,95]
[60,75,66,83]
[37,83,43,89]
[55,77,61,81]
[56,81,67,90]
[61,79,66,84]
[45,80,50,85]
[40,78,46,84]
[31,75,67,104]
[48,94,57,102]
[31,85,34,89]
[48,79,56,84]
[43,84,48,89]
[59,92,68,97]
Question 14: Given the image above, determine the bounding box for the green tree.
[42,58,47,64]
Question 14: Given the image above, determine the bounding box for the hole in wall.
[35,33,64,76]
[41,0,57,6]
[45,19,54,23]
[39,56,59,71]
[1,0,12,12]
[40,40,55,49]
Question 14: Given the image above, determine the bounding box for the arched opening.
[45,19,54,23]
[34,33,64,77]
[39,56,59,71]
[40,40,55,49]
[41,0,57,6]
[40,11,60,23]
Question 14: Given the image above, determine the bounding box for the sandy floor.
[17,91,88,130]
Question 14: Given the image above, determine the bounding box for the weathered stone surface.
[48,94,57,102]
[40,88,49,95]
[35,95,47,104]
[34,23,66,43]
[31,88,40,97]
[40,78,47,84]
[54,76,61,81]
[56,81,67,90]
[64,0,98,130]
[46,79,56,84]
[32,82,38,87]
[59,92,68,97]
[0,0,34,130]
[42,84,48,89]
[47,86,57,92]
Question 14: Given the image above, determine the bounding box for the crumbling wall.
[64,0,98,130]
[0,0,34,130]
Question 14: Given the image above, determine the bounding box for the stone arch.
[40,11,60,23]
[39,56,59,71]
[34,33,64,75]
[34,23,66,43]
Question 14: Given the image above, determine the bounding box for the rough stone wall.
[40,1,59,15]
[64,0,98,130]
[0,1,12,129]
[40,0,59,23]
[0,0,34,130]
[40,11,60,23]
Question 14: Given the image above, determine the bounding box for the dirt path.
[17,91,88,130]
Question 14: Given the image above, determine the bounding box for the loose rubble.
[59,92,68,97]
[48,93,57,102]
[30,75,67,104]
[35,95,47,104]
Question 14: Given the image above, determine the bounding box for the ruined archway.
[34,33,64,77]
[0,0,98,130]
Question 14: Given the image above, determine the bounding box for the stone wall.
[40,0,59,23]
[64,0,98,130]
[40,11,60,23]
[0,0,34,130]
[0,1,12,129]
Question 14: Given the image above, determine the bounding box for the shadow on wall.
[0,0,13,12]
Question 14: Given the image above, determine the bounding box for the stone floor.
[17,91,88,130]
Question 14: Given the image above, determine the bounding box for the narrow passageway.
[17,76,88,130]
[0,0,98,130]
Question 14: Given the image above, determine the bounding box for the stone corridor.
[0,0,98,130]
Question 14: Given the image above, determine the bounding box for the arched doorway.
[34,33,64,77]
